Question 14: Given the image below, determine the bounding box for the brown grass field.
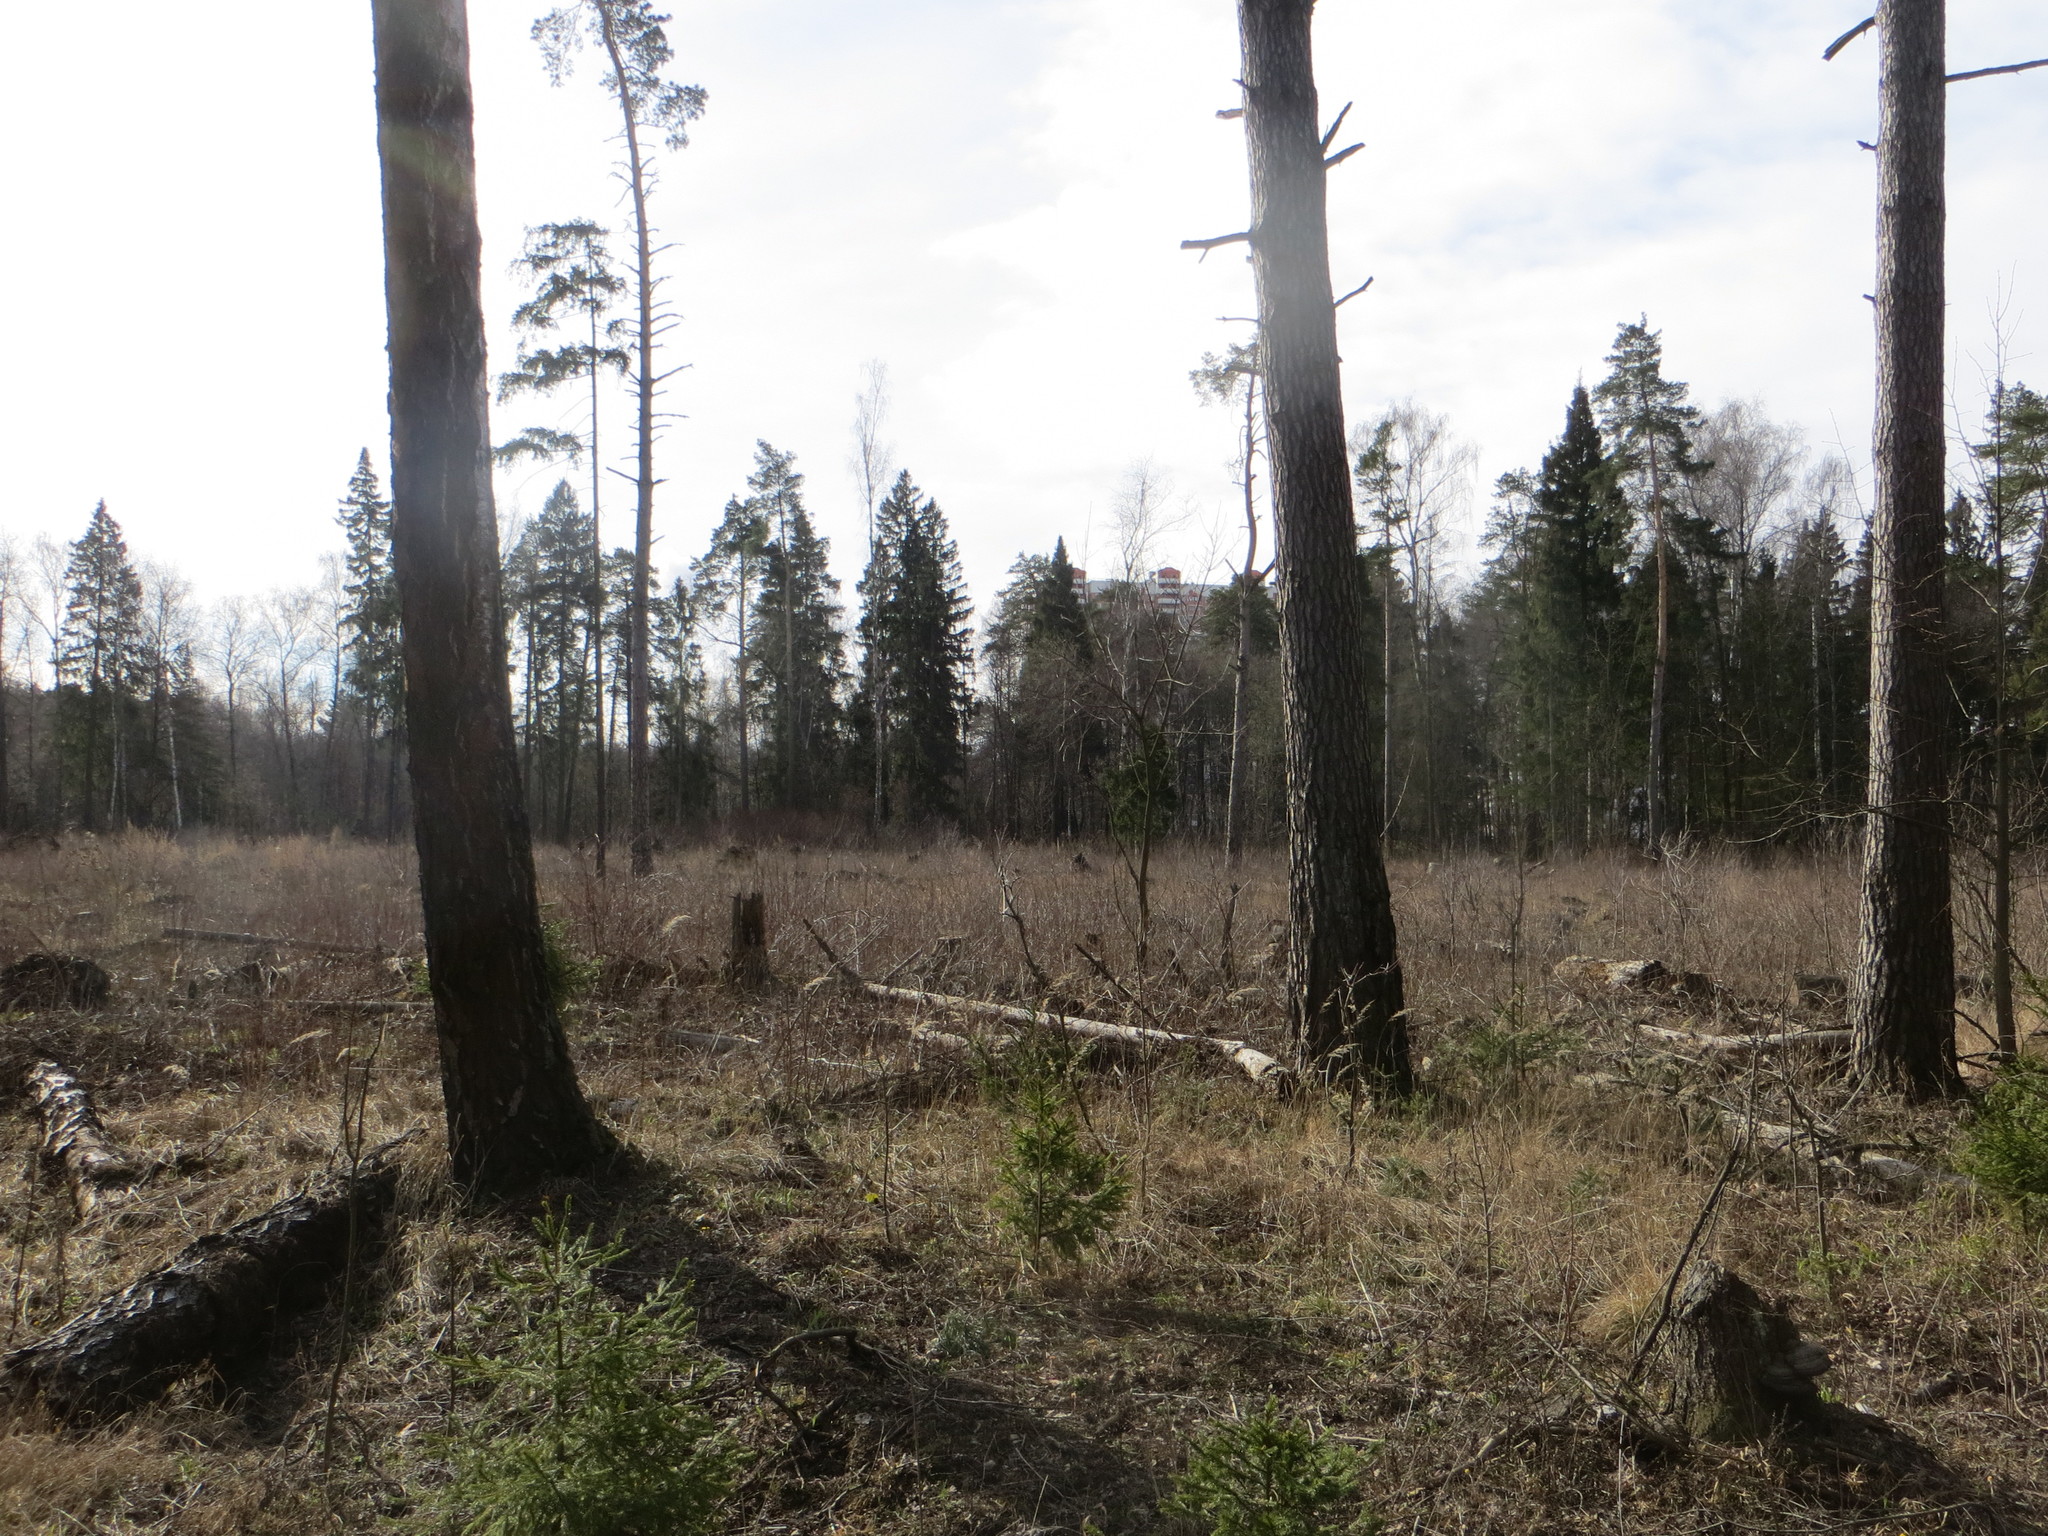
[0,832,2043,1534]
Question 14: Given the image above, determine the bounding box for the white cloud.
[7,0,2047,616]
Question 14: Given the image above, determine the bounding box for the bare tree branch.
[1324,142,1365,170]
[1822,16,1874,60]
[1948,57,2048,83]
[1333,276,1375,309]
[1180,231,1253,258]
[1318,100,1353,151]
[1215,106,1245,119]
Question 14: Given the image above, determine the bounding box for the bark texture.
[1850,0,1960,1098]
[1663,1261,1830,1442]
[24,1061,138,1217]
[372,0,612,1191]
[1239,0,1408,1090]
[724,890,771,991]
[2,1165,399,1417]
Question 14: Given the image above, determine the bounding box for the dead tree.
[724,891,770,990]
[1660,1261,1831,1442]
[371,0,613,1191]
[1842,0,1961,1098]
[24,1062,138,1216]
[1202,0,1408,1091]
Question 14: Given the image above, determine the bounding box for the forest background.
[4,0,2048,855]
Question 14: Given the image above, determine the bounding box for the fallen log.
[1633,1023,1852,1057]
[23,1062,139,1217]
[2,1133,418,1417]
[800,916,1291,1089]
[160,927,391,958]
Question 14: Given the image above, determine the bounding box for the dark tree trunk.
[371,0,612,1192]
[1239,0,1409,1091]
[2,1161,402,1418]
[724,890,770,991]
[1850,0,1960,1098]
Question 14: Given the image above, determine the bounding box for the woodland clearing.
[0,832,2042,1535]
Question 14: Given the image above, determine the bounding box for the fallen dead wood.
[160,927,391,958]
[24,1061,139,1216]
[800,917,1292,1089]
[1633,1023,1852,1057]
[2,1132,419,1417]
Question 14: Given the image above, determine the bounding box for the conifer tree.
[533,0,706,876]
[506,481,598,838]
[496,220,627,867]
[747,446,846,810]
[691,497,769,812]
[57,503,145,829]
[1595,319,1703,856]
[337,450,404,834]
[858,471,973,823]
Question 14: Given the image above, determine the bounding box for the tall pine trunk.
[1239,0,1409,1091]
[371,0,612,1191]
[591,3,658,877]
[1850,0,1960,1097]
[1225,407,1258,872]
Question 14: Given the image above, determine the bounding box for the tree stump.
[1663,1260,1830,1442]
[0,954,111,1012]
[724,892,770,991]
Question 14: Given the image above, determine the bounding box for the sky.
[6,0,2048,631]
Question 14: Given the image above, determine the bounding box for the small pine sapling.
[1957,1058,2048,1220]
[987,1036,1128,1263]
[430,1204,744,1536]
[1165,1398,1372,1536]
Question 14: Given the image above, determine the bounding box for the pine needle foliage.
[987,1037,1128,1262]
[1957,1058,2048,1219]
[1165,1399,1371,1536]
[430,1207,743,1536]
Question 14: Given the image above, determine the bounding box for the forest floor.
[0,831,2043,1534]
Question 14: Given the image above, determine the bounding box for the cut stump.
[1662,1260,1829,1442]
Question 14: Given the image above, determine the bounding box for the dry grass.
[0,831,2042,1533]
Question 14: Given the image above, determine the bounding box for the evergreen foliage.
[1164,1399,1369,1536]
[858,470,973,823]
[1956,1058,2048,1220]
[744,443,846,810]
[432,1207,743,1536]
[989,1038,1129,1262]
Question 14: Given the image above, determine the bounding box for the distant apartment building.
[1069,565,1213,625]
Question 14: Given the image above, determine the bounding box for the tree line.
[4,319,2043,856]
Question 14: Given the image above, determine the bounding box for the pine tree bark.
[1850,0,1960,1098]
[1238,0,1409,1091]
[371,0,613,1192]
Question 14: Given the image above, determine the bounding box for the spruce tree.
[56,503,145,829]
[747,446,846,810]
[338,450,404,834]
[858,471,973,823]
[506,482,598,839]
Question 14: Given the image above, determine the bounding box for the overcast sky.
[7,1,2048,625]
